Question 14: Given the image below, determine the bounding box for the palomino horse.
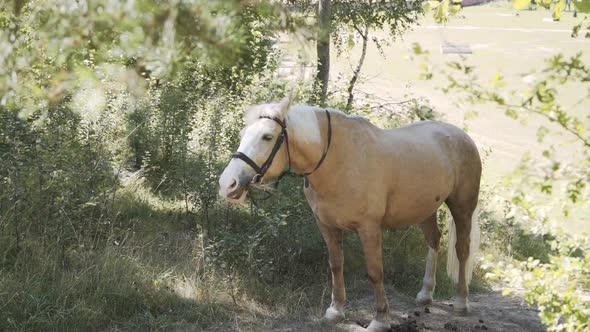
[219,93,481,331]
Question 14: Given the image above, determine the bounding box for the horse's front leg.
[317,220,346,323]
[358,224,390,331]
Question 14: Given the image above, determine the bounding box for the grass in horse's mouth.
[250,183,279,194]
[230,190,246,200]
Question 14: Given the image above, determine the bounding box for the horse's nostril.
[229,179,238,189]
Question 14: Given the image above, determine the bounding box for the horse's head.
[218,92,294,203]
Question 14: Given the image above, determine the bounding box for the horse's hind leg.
[416,212,441,306]
[358,224,390,331]
[446,197,479,314]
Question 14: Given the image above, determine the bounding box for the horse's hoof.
[416,297,433,306]
[453,298,470,315]
[322,306,345,323]
[366,319,390,332]
[415,292,433,306]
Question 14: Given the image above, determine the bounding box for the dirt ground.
[263,289,545,332]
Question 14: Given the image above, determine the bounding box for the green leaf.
[450,0,463,15]
[347,33,355,50]
[539,0,553,9]
[572,21,583,38]
[423,1,442,12]
[513,0,532,10]
[434,0,450,23]
[450,4,462,15]
[418,72,433,80]
[552,0,564,20]
[537,126,549,142]
[505,108,518,119]
[412,43,429,55]
[491,71,506,88]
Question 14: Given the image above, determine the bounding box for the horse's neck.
[288,131,324,175]
[289,111,351,184]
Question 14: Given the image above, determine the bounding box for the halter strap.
[232,151,263,175]
[303,110,331,176]
[231,109,332,186]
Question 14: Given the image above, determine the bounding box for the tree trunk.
[345,24,369,112]
[312,0,331,106]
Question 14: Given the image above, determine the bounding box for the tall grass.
[0,181,501,331]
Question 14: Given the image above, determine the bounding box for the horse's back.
[387,121,480,170]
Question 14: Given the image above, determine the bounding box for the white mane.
[324,107,366,120]
[245,103,365,146]
[287,105,322,145]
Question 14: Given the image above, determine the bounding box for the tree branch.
[351,23,365,38]
[345,24,369,112]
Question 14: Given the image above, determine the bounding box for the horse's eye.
[262,134,273,141]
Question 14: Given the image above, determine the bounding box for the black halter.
[231,110,332,185]
[232,116,290,184]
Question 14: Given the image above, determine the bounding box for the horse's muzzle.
[218,170,250,204]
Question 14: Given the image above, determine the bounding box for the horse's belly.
[382,180,452,227]
[383,199,444,227]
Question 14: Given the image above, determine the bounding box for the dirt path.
[264,289,544,332]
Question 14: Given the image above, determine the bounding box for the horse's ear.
[277,90,295,118]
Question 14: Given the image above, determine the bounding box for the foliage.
[485,238,590,331]
[0,1,310,329]
[0,0,299,118]
[428,52,590,207]
[572,16,590,38]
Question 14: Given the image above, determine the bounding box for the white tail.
[446,207,480,284]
